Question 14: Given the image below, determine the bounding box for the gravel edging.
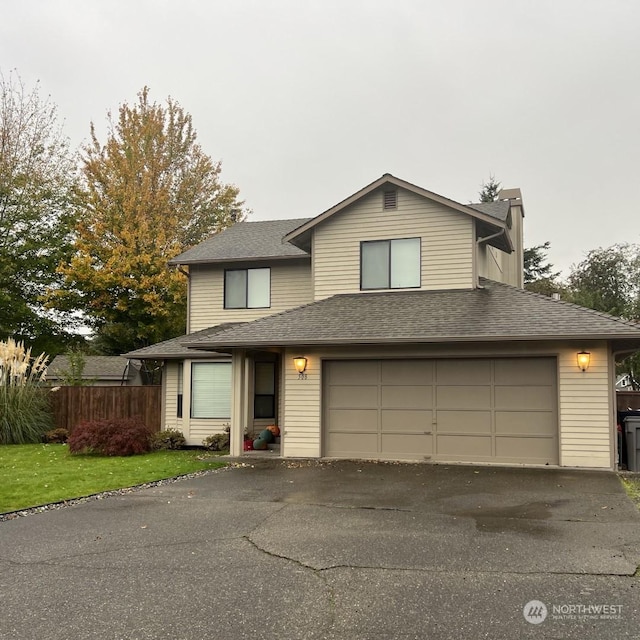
[0,463,240,522]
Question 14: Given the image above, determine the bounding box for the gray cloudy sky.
[2,0,639,276]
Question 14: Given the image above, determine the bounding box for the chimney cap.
[498,188,522,201]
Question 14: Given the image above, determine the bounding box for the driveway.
[1,460,639,639]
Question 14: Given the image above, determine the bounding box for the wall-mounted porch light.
[293,356,308,376]
[577,351,591,372]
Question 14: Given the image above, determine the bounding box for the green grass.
[0,444,226,513]
[620,475,640,508]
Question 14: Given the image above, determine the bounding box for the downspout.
[176,265,191,334]
[475,228,506,288]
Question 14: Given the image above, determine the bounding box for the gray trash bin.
[624,416,640,472]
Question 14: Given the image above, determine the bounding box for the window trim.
[224,267,271,309]
[254,361,276,420]
[360,237,422,291]
[190,361,232,419]
[177,362,183,418]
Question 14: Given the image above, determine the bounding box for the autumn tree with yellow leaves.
[52,88,246,353]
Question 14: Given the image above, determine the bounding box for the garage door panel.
[381,409,431,433]
[495,411,556,435]
[437,359,491,385]
[327,409,378,432]
[494,358,555,385]
[437,435,492,457]
[324,358,558,465]
[327,433,378,456]
[437,386,491,409]
[381,434,432,456]
[326,360,378,385]
[495,436,557,461]
[381,360,434,385]
[381,385,432,409]
[327,385,378,409]
[495,386,555,411]
[437,410,492,433]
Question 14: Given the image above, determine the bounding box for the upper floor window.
[224,268,270,309]
[361,238,421,290]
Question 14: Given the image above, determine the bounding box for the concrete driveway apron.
[1,460,639,639]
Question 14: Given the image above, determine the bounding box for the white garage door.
[323,358,558,464]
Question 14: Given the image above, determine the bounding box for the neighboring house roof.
[282,174,514,253]
[124,325,240,360]
[183,279,640,350]
[47,356,140,382]
[169,218,312,265]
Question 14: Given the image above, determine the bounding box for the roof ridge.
[481,278,640,331]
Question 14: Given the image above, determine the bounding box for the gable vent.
[383,190,397,210]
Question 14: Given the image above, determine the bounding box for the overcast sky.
[2,0,638,276]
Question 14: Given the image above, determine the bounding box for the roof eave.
[184,333,640,350]
[168,254,310,267]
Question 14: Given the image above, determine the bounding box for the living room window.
[224,268,270,309]
[361,238,421,290]
[254,362,276,419]
[191,362,232,418]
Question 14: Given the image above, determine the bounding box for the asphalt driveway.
[1,460,639,639]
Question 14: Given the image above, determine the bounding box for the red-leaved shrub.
[67,417,153,456]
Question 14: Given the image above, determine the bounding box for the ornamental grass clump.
[0,338,52,444]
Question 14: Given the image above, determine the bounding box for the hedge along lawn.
[0,444,227,513]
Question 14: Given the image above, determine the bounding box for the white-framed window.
[361,238,421,290]
[191,362,232,419]
[224,268,270,309]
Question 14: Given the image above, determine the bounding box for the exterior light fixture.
[577,351,591,372]
[293,356,308,374]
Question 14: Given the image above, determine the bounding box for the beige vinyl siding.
[312,189,474,300]
[478,245,504,282]
[279,341,613,468]
[557,343,611,468]
[188,259,312,332]
[166,358,232,446]
[282,348,322,457]
[163,361,182,432]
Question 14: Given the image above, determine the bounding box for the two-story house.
[127,174,640,469]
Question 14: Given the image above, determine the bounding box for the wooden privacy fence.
[50,386,162,433]
[617,391,640,412]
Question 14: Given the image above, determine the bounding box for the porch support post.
[230,349,246,456]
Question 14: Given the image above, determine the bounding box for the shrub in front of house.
[151,428,186,450]
[0,338,52,444]
[68,417,153,456]
[202,432,229,451]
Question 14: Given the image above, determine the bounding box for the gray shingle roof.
[169,218,312,265]
[124,324,240,359]
[183,279,640,349]
[48,356,140,380]
[468,200,511,222]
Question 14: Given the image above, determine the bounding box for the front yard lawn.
[0,444,226,513]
